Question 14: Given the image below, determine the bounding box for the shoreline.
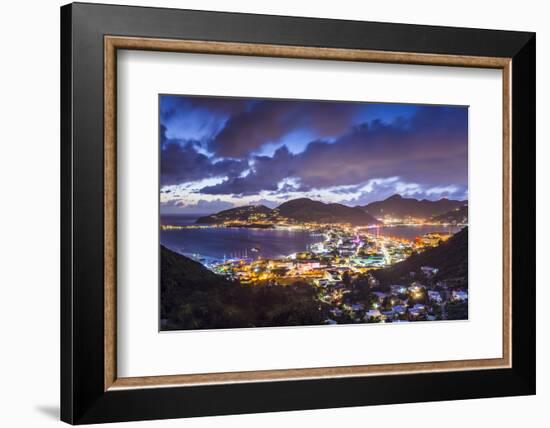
[161,223,466,277]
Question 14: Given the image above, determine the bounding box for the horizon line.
[160,194,469,216]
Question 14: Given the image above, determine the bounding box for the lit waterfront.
[161,222,324,260]
[160,215,462,262]
[161,216,468,324]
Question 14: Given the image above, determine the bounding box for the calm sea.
[160,215,463,261]
[374,224,462,240]
[160,214,324,260]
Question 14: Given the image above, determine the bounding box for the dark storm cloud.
[207,100,360,157]
[160,125,248,186]
[201,146,297,195]
[201,106,468,195]
[160,95,249,121]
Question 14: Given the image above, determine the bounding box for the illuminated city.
[161,214,466,326]
[159,95,468,330]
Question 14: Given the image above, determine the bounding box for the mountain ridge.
[195,195,468,225]
[363,194,467,220]
[373,226,468,286]
[197,197,381,226]
[196,204,273,224]
[431,205,468,224]
[275,198,380,225]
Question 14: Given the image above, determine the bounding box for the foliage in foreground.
[160,245,327,330]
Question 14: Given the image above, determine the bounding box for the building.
[315,279,330,287]
[452,290,468,301]
[392,305,407,315]
[294,260,320,274]
[428,290,443,303]
[325,270,342,283]
[390,284,408,295]
[330,308,343,317]
[409,304,427,319]
[421,266,439,277]
[364,309,382,321]
[372,291,389,303]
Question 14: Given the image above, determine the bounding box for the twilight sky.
[160,95,468,215]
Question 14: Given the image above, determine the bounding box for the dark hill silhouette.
[275,198,380,225]
[363,194,466,221]
[431,205,468,224]
[373,227,468,286]
[197,198,380,226]
[160,246,328,330]
[196,205,272,224]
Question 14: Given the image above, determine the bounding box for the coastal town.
[161,210,469,324]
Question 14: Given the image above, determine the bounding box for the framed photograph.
[61,2,535,424]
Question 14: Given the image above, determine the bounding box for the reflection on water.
[161,215,323,260]
[374,224,462,240]
[160,215,464,261]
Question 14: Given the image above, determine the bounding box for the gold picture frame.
[103,35,512,391]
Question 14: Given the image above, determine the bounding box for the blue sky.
[160,95,468,214]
